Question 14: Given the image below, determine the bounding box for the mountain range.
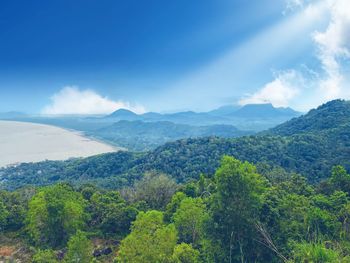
[0,103,301,151]
[89,120,252,151]
[104,103,301,130]
[1,99,348,190]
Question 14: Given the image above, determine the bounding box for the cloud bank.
[313,0,350,100]
[239,70,302,107]
[42,86,145,115]
[241,0,350,110]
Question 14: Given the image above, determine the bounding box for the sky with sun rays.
[0,0,349,114]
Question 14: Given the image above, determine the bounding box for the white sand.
[0,121,118,167]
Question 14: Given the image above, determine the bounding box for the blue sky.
[0,0,349,114]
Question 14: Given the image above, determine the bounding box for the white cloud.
[313,0,350,100]
[285,0,305,11]
[239,70,302,107]
[42,86,145,115]
[284,0,318,13]
[245,0,350,111]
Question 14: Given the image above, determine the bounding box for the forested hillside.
[89,120,251,151]
[2,157,350,262]
[1,100,349,190]
[268,99,350,136]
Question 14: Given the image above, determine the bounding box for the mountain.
[107,109,140,120]
[141,112,163,120]
[0,104,301,132]
[208,105,240,116]
[1,99,349,190]
[101,104,301,131]
[230,103,300,119]
[89,120,252,151]
[268,99,350,136]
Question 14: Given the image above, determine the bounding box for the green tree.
[209,156,267,262]
[164,192,187,223]
[291,242,341,262]
[173,197,209,246]
[32,249,58,263]
[26,183,86,248]
[0,199,9,231]
[171,243,200,263]
[330,166,350,194]
[121,172,178,210]
[117,210,177,262]
[64,231,93,263]
[0,190,27,231]
[88,191,138,238]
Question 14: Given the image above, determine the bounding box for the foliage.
[171,243,200,263]
[0,151,142,191]
[90,120,250,151]
[2,99,350,263]
[1,159,350,262]
[0,189,29,231]
[208,156,268,262]
[87,190,138,238]
[64,231,93,263]
[0,199,9,231]
[269,99,350,136]
[26,183,86,248]
[329,165,350,194]
[32,249,59,263]
[121,172,178,210]
[172,197,209,246]
[1,101,350,191]
[116,210,178,262]
[290,242,341,263]
[164,192,187,223]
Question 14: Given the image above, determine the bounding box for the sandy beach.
[0,121,118,167]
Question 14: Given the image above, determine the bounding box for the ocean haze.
[0,121,118,167]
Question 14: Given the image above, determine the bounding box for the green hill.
[268,99,350,136]
[90,120,251,151]
[1,100,349,190]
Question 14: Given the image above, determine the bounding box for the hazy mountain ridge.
[90,120,252,151]
[0,103,300,151]
[0,103,301,132]
[1,99,348,190]
[104,103,301,129]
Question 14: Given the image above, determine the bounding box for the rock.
[93,247,112,257]
[56,249,66,260]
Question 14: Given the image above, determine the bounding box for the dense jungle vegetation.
[1,100,349,190]
[1,99,350,262]
[2,157,350,262]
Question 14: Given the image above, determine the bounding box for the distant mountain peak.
[108,108,138,118]
[231,103,300,118]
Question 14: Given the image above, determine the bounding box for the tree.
[0,199,9,231]
[88,191,138,238]
[164,192,187,223]
[32,249,58,263]
[26,183,86,248]
[291,242,341,262]
[0,190,27,231]
[116,210,177,262]
[209,156,267,262]
[330,166,350,194]
[173,197,209,246]
[171,243,200,263]
[64,231,93,263]
[121,172,178,210]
